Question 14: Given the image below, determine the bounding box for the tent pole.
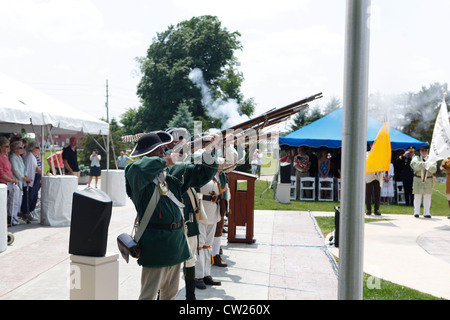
[40,126,45,173]
[339,0,371,300]
[105,79,110,195]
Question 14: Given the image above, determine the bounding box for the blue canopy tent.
[279,108,427,150]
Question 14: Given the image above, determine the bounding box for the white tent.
[0,73,112,227]
[0,72,109,135]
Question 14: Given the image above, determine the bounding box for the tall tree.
[167,101,195,134]
[134,15,254,133]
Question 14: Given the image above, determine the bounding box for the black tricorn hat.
[130,131,173,157]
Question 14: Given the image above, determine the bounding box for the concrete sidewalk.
[1,186,449,300]
[0,192,338,300]
[328,212,450,299]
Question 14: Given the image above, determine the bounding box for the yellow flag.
[366,122,391,174]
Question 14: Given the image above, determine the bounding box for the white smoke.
[189,68,249,130]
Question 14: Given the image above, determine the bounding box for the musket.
[122,92,323,143]
[227,92,322,132]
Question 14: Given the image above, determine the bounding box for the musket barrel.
[121,92,322,143]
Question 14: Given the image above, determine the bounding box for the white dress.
[380,163,395,197]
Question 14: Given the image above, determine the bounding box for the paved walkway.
[1,183,449,300]
[0,197,338,300]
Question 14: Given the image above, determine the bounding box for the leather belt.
[149,221,183,230]
[202,194,220,203]
[414,175,433,179]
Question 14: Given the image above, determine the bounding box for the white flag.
[426,99,450,168]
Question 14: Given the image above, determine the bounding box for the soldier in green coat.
[411,144,436,218]
[125,131,218,300]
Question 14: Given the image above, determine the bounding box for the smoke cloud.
[189,68,249,130]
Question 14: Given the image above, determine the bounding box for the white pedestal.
[0,184,7,252]
[101,170,126,206]
[70,252,119,300]
[276,183,291,204]
[41,175,78,226]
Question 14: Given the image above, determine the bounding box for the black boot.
[184,266,197,300]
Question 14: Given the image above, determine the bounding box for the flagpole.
[339,0,371,300]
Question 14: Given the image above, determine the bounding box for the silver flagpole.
[339,0,371,300]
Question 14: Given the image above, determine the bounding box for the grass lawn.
[252,178,447,300]
[254,178,450,216]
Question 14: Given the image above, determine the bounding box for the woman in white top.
[381,162,395,205]
[88,149,101,188]
[22,141,41,219]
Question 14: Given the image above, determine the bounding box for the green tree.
[167,101,195,134]
[289,105,323,132]
[120,107,142,136]
[80,118,128,170]
[403,82,448,143]
[368,83,449,143]
[323,96,341,114]
[133,15,254,133]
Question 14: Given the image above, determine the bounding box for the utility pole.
[105,79,109,123]
[105,80,110,195]
[339,0,371,300]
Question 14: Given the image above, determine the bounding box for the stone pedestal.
[101,170,126,206]
[70,253,119,300]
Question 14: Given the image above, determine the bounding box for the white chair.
[290,176,297,200]
[318,177,334,201]
[396,181,405,204]
[300,177,315,201]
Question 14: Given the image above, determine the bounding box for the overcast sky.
[1,0,449,127]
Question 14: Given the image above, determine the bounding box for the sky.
[1,0,449,129]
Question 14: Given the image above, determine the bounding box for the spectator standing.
[365,143,382,215]
[9,141,32,223]
[399,147,415,206]
[88,149,101,188]
[116,151,133,170]
[62,137,80,177]
[29,142,42,219]
[251,149,263,178]
[317,149,331,199]
[411,145,436,218]
[294,147,311,200]
[21,141,41,220]
[381,162,395,205]
[0,137,19,226]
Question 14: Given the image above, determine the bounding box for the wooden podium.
[227,171,257,244]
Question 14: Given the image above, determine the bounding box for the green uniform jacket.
[125,153,217,268]
[410,155,436,195]
[182,190,200,238]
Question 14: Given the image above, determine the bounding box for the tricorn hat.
[407,146,415,152]
[130,131,173,157]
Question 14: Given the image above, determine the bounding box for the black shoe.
[203,276,221,286]
[424,214,431,218]
[374,211,381,216]
[366,211,372,215]
[195,279,207,290]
